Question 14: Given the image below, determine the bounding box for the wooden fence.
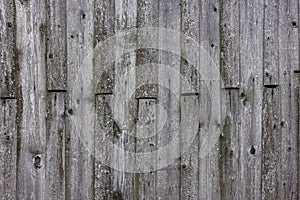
[0,0,299,199]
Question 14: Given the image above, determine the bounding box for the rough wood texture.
[220,0,240,88]
[0,99,17,200]
[262,88,281,199]
[45,93,65,199]
[0,0,16,98]
[65,0,94,199]
[0,0,299,199]
[15,1,47,199]
[263,0,279,86]
[46,0,67,91]
[239,0,263,199]
[198,0,221,198]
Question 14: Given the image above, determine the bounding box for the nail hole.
[48,54,54,59]
[182,164,187,169]
[287,147,292,152]
[70,35,74,39]
[291,21,297,27]
[280,121,285,127]
[34,155,42,169]
[213,7,217,12]
[82,13,86,19]
[240,92,245,98]
[250,146,256,155]
[67,108,73,115]
[7,22,12,28]
[211,44,215,48]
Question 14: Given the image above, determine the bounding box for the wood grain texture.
[279,0,300,197]
[135,0,159,99]
[261,87,281,199]
[219,89,240,200]
[65,0,95,199]
[1,0,300,199]
[0,0,16,98]
[95,95,114,200]
[0,99,17,200]
[46,0,67,91]
[263,0,279,86]
[15,0,47,199]
[45,93,65,200]
[180,1,201,199]
[155,0,181,199]
[94,0,115,95]
[220,0,240,88]
[198,0,221,198]
[239,0,264,199]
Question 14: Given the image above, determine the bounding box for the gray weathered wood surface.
[0,0,299,199]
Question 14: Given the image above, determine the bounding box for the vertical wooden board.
[278,1,299,198]
[220,0,240,88]
[155,58,181,200]
[65,0,95,199]
[94,0,115,95]
[279,73,298,199]
[292,73,300,198]
[46,0,67,91]
[112,0,137,198]
[239,0,263,199]
[0,0,16,98]
[15,0,47,199]
[135,0,159,99]
[155,0,181,199]
[180,0,201,199]
[261,88,281,199]
[45,93,65,200]
[134,99,157,199]
[180,0,200,95]
[95,95,114,200]
[0,99,17,200]
[219,90,240,200]
[278,0,299,72]
[199,0,221,199]
[180,96,199,200]
[263,0,279,86]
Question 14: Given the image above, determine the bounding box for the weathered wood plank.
[292,73,300,197]
[278,0,299,197]
[180,0,200,199]
[45,93,65,200]
[15,0,47,199]
[0,99,17,200]
[261,87,281,199]
[0,0,16,98]
[135,99,157,199]
[219,89,240,200]
[239,0,264,199]
[180,0,200,95]
[180,96,199,200]
[279,0,299,72]
[155,0,181,199]
[65,0,95,199]
[263,0,279,86]
[46,0,67,91]
[135,0,159,99]
[220,0,240,88]
[112,0,137,198]
[198,0,221,198]
[95,95,114,200]
[94,0,115,95]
